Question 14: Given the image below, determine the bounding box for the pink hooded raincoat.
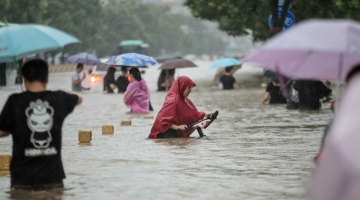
[123,79,150,112]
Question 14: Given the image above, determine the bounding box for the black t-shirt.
[220,74,236,90]
[293,80,332,110]
[115,76,129,93]
[103,75,115,93]
[266,82,287,104]
[0,91,78,185]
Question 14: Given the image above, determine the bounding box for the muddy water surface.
[0,61,333,200]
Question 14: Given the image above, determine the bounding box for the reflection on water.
[6,189,65,200]
[154,138,202,147]
[0,65,333,200]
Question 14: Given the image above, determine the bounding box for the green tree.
[99,0,149,56]
[1,0,227,58]
[99,1,226,57]
[1,0,47,23]
[184,0,360,41]
[43,0,104,54]
[0,0,10,23]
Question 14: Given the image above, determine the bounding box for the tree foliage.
[1,0,47,23]
[0,0,227,58]
[99,1,226,57]
[184,0,360,41]
[43,0,104,54]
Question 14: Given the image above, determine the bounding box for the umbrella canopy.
[243,19,360,81]
[155,56,182,63]
[158,59,197,70]
[68,52,101,66]
[306,74,360,200]
[103,53,157,68]
[0,24,80,63]
[210,58,242,69]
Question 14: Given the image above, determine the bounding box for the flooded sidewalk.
[0,62,333,200]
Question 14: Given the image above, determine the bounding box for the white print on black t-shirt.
[25,99,56,157]
[24,147,57,157]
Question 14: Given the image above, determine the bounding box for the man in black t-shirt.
[261,79,287,104]
[219,66,238,90]
[115,66,130,93]
[0,59,82,190]
[293,79,332,110]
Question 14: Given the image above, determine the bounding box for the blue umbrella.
[0,24,80,63]
[103,53,157,68]
[209,58,242,69]
[68,52,101,66]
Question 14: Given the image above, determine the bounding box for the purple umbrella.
[306,74,360,200]
[68,52,101,66]
[243,19,360,81]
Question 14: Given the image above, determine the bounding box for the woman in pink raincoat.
[123,67,151,112]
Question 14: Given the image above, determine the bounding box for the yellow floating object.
[78,130,92,143]
[0,155,11,176]
[121,120,131,126]
[102,125,114,134]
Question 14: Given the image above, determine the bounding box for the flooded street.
[0,61,333,200]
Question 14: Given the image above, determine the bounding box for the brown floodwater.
[0,61,333,200]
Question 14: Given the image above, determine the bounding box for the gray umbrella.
[158,59,197,70]
[68,52,101,66]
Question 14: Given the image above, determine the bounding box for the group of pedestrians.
[286,79,332,110]
[214,66,331,111]
[260,71,332,111]
[72,64,153,112]
[102,65,130,94]
[3,58,360,199]
[0,58,211,191]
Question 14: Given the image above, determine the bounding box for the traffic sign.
[268,10,295,31]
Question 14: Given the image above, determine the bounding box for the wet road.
[0,61,333,200]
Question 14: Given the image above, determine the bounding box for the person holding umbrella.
[157,70,167,91]
[157,69,176,92]
[219,66,238,90]
[157,58,196,92]
[164,69,176,91]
